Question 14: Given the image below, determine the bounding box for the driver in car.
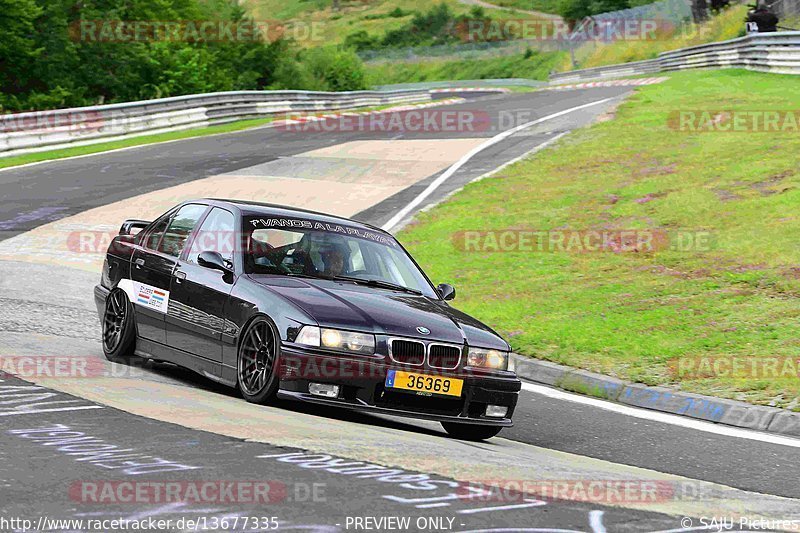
[320,246,347,278]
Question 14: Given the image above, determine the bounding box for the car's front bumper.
[277,345,521,427]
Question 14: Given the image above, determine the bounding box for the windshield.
[243,216,437,298]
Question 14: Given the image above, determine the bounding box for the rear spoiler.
[119,219,150,236]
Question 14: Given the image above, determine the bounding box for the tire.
[237,316,280,404]
[441,422,503,441]
[102,289,137,362]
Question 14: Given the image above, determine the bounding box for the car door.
[127,204,208,344]
[166,207,237,363]
[125,213,173,344]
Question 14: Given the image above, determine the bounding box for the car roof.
[198,198,389,235]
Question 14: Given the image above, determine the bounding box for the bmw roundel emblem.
[416,326,431,335]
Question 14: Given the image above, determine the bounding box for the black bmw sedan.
[95,199,521,440]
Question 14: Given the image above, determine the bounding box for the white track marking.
[0,123,290,174]
[470,131,569,184]
[521,382,800,448]
[589,511,606,533]
[394,131,570,226]
[0,99,465,174]
[0,405,103,416]
[0,139,179,173]
[457,499,546,514]
[381,97,614,232]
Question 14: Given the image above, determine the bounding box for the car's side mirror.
[198,251,232,273]
[437,283,456,301]
[119,219,150,236]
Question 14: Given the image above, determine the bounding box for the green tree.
[0,0,370,111]
[273,46,366,92]
[0,0,43,110]
[304,47,366,91]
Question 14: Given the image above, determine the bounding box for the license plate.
[385,370,463,397]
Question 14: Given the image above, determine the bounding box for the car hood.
[250,275,508,350]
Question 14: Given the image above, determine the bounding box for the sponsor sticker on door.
[118,279,170,313]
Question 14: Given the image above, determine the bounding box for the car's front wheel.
[441,422,503,441]
[238,316,280,404]
[102,289,136,361]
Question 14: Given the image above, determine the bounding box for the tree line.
[0,0,367,112]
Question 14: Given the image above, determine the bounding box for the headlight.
[466,348,509,371]
[295,326,375,355]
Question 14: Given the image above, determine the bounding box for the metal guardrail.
[550,31,800,83]
[0,89,436,158]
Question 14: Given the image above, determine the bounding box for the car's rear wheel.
[441,422,503,441]
[238,316,280,404]
[102,289,136,361]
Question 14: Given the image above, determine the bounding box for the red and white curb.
[548,77,669,90]
[431,87,512,93]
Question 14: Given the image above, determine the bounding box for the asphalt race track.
[1,87,799,532]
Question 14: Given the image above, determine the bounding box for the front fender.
[220,275,318,385]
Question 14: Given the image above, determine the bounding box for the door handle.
[134,258,145,269]
[175,270,187,282]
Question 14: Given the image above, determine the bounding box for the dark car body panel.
[249,276,505,346]
[95,199,521,426]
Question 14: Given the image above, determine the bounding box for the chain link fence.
[567,0,695,66]
[769,0,800,26]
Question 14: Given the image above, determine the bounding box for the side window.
[186,208,236,265]
[144,218,170,250]
[158,204,207,258]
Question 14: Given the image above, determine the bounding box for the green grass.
[0,117,277,170]
[399,69,800,409]
[565,5,747,70]
[365,51,565,85]
[487,0,562,15]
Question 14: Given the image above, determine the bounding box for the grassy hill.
[240,1,753,86]
[242,0,552,46]
[364,51,564,85]
[483,0,562,15]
